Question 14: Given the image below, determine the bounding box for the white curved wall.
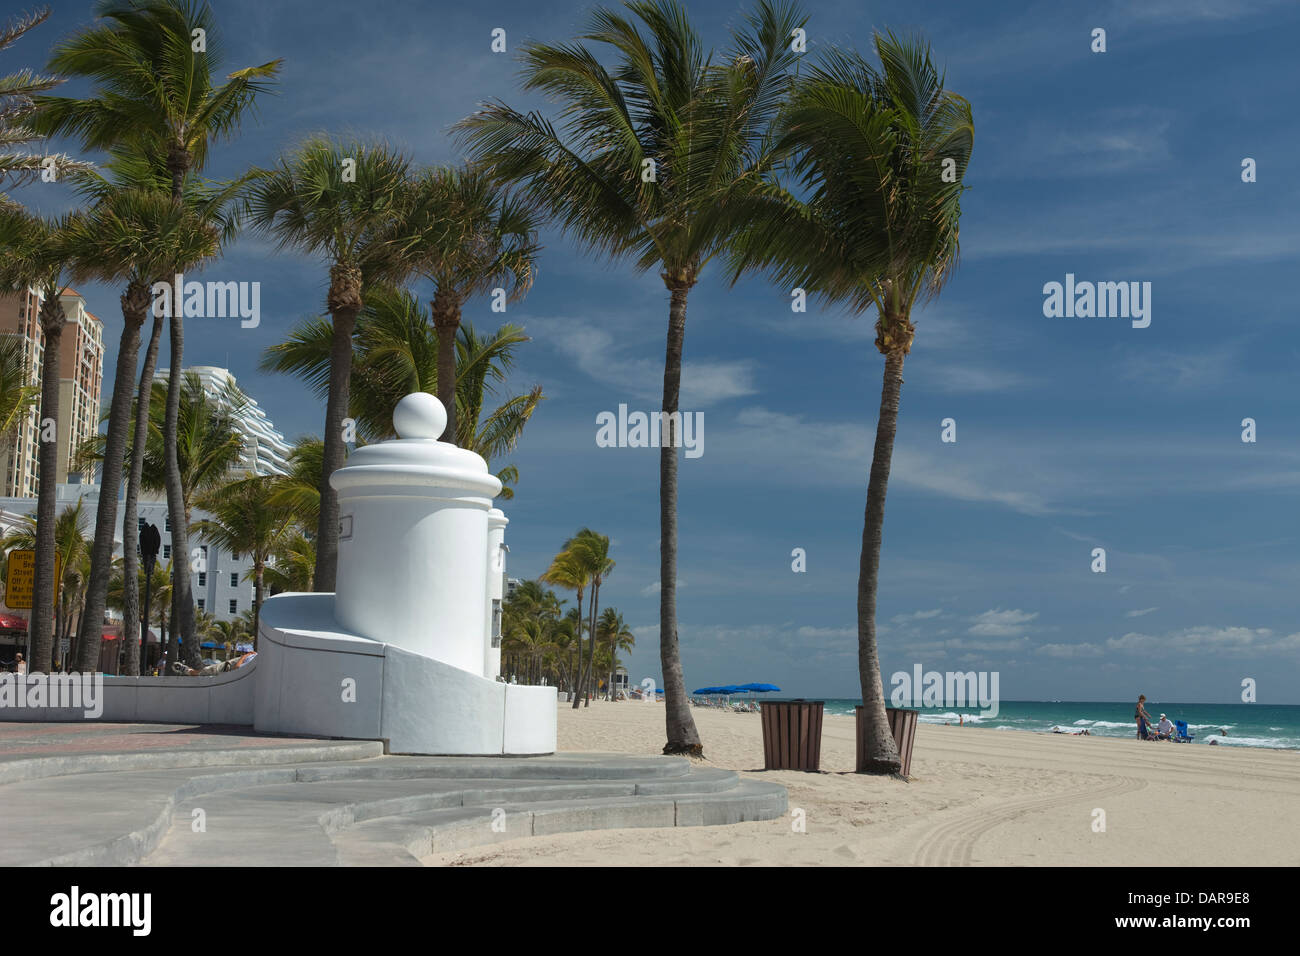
[257,592,556,755]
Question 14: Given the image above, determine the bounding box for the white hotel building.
[0,366,295,628]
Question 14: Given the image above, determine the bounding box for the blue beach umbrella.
[735,683,781,693]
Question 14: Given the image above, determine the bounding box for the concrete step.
[1,750,787,867]
[331,779,788,863]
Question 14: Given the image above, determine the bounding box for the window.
[197,599,205,611]
[230,572,239,588]
[163,544,171,559]
[229,599,238,614]
[138,517,147,532]
[164,516,170,531]
[197,572,206,587]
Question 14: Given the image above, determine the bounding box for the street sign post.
[4,550,63,609]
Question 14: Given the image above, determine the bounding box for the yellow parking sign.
[4,550,62,610]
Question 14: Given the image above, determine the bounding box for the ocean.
[767,699,1300,751]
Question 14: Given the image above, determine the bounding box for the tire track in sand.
[911,772,1147,866]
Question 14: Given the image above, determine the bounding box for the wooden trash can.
[855,705,920,777]
[760,699,824,771]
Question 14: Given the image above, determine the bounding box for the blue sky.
[9,0,1300,702]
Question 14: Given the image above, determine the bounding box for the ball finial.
[393,392,447,440]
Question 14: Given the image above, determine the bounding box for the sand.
[424,699,1300,866]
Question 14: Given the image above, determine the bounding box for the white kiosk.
[253,393,557,754]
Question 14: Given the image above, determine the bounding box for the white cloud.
[537,318,757,405]
[968,608,1040,637]
[892,609,944,623]
[1125,607,1159,618]
[1106,626,1300,657]
[640,579,685,597]
[1036,642,1104,658]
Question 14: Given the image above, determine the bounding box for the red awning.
[0,614,27,631]
[102,632,119,641]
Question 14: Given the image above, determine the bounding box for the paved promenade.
[0,722,785,865]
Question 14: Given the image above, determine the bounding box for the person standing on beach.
[1135,695,1153,739]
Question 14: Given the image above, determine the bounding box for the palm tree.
[262,530,314,595]
[142,372,247,522]
[63,156,229,674]
[0,335,38,445]
[244,136,415,593]
[398,166,539,444]
[597,607,635,701]
[0,7,89,192]
[1,499,91,670]
[730,36,973,772]
[268,437,322,530]
[540,549,588,700]
[193,475,296,649]
[261,287,543,496]
[0,204,83,671]
[82,371,245,663]
[456,0,806,755]
[564,529,613,708]
[35,0,281,669]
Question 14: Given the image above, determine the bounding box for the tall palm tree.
[244,136,415,592]
[261,288,543,496]
[193,475,296,649]
[0,204,83,671]
[564,528,613,708]
[82,370,245,663]
[35,0,281,669]
[597,606,634,701]
[456,0,806,754]
[0,7,89,192]
[730,36,973,772]
[541,549,588,700]
[63,157,230,674]
[398,166,539,444]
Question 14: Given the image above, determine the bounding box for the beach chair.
[1173,720,1194,743]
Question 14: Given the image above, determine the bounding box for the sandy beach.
[425,700,1300,866]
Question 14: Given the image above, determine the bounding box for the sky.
[7,0,1300,703]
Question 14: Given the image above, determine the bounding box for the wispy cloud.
[968,608,1040,637]
[535,317,758,405]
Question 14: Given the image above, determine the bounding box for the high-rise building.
[0,287,105,498]
[154,365,291,477]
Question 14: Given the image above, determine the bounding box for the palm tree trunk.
[76,288,147,671]
[432,292,459,444]
[164,312,198,667]
[314,263,362,593]
[856,348,905,774]
[659,282,702,755]
[252,562,264,650]
[122,307,164,676]
[583,582,599,708]
[30,292,65,674]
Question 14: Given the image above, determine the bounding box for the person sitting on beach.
[1155,714,1174,740]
